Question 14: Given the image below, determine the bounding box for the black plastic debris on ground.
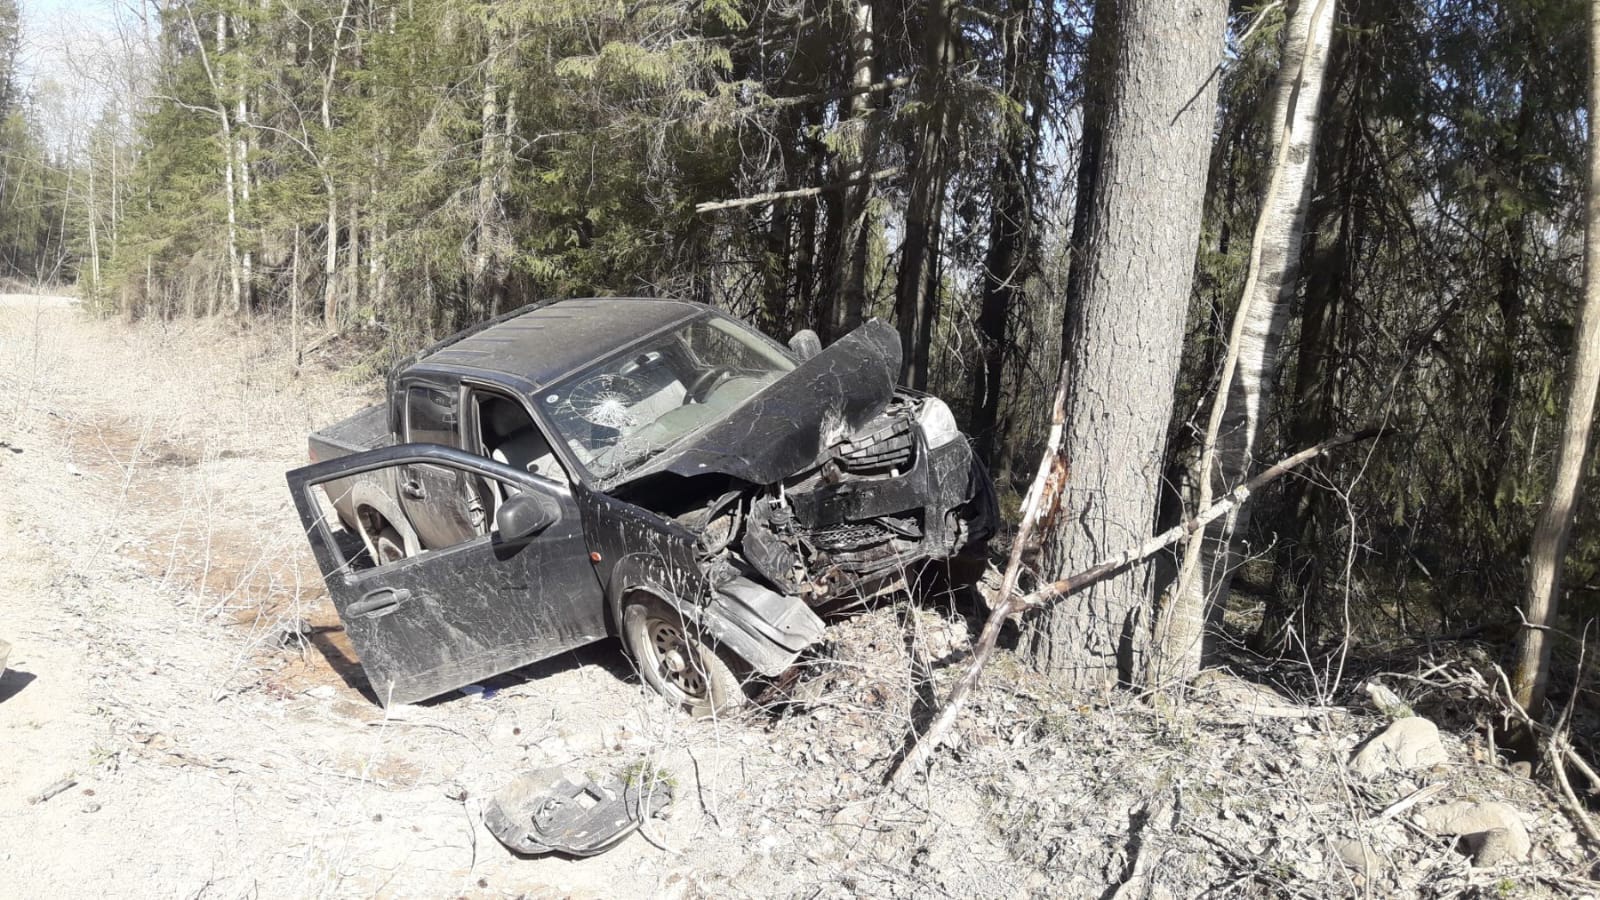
[483,766,674,857]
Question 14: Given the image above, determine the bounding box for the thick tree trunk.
[1021,0,1226,690]
[1512,0,1600,716]
[1155,0,1338,684]
[894,0,956,389]
[1058,0,1116,351]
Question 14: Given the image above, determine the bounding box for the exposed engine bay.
[622,392,997,610]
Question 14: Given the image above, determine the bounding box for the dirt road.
[0,299,1021,899]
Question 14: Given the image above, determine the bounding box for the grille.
[808,520,894,551]
[808,514,920,551]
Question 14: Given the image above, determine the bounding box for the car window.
[473,391,570,486]
[407,384,457,445]
[314,460,532,573]
[537,315,796,481]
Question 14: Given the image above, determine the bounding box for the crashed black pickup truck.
[288,298,996,713]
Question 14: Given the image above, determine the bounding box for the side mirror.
[788,329,822,360]
[495,491,560,540]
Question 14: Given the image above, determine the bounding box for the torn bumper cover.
[703,576,826,676]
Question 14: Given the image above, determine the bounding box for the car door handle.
[348,588,411,618]
[401,480,426,500]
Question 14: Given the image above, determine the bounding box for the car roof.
[414,297,706,389]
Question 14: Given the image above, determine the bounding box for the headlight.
[917,397,961,449]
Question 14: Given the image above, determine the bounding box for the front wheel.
[622,594,747,718]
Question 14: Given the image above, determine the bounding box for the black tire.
[374,526,407,566]
[622,594,746,717]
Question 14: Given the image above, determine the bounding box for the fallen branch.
[29,776,77,805]
[1549,733,1600,846]
[693,167,902,213]
[889,429,1383,787]
[1376,782,1446,820]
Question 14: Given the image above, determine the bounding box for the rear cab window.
[406,383,459,445]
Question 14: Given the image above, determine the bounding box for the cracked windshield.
[539,315,796,480]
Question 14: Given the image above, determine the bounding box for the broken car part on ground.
[482,766,675,857]
[288,298,997,713]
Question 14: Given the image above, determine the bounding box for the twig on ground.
[1376,782,1447,820]
[28,776,78,804]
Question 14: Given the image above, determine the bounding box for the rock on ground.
[1350,716,1448,778]
[1416,801,1532,866]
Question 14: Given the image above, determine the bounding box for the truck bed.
[310,403,392,461]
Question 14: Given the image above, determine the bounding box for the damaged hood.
[619,320,902,486]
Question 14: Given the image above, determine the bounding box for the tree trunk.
[320,0,351,331]
[85,164,101,299]
[1512,0,1600,716]
[473,28,502,309]
[970,1,1049,464]
[1059,0,1116,351]
[1021,0,1227,690]
[200,9,242,316]
[832,0,879,336]
[894,0,956,389]
[236,87,253,315]
[323,183,338,329]
[1155,0,1338,684]
[291,227,301,364]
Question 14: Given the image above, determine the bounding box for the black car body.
[288,298,996,711]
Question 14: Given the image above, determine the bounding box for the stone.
[1467,828,1522,867]
[1363,680,1414,720]
[1349,717,1447,778]
[1190,669,1297,714]
[1416,801,1531,866]
[1331,838,1380,881]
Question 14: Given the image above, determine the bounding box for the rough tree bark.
[1057,0,1115,353]
[1512,0,1600,716]
[1021,0,1227,690]
[1155,0,1338,684]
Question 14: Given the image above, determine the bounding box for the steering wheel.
[685,367,734,404]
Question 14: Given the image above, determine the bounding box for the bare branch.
[889,428,1385,787]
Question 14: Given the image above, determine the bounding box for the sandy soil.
[2,297,1595,899]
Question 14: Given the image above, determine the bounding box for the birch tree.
[1154,0,1339,683]
[1512,0,1600,716]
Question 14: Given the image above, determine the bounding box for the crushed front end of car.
[613,319,998,610]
